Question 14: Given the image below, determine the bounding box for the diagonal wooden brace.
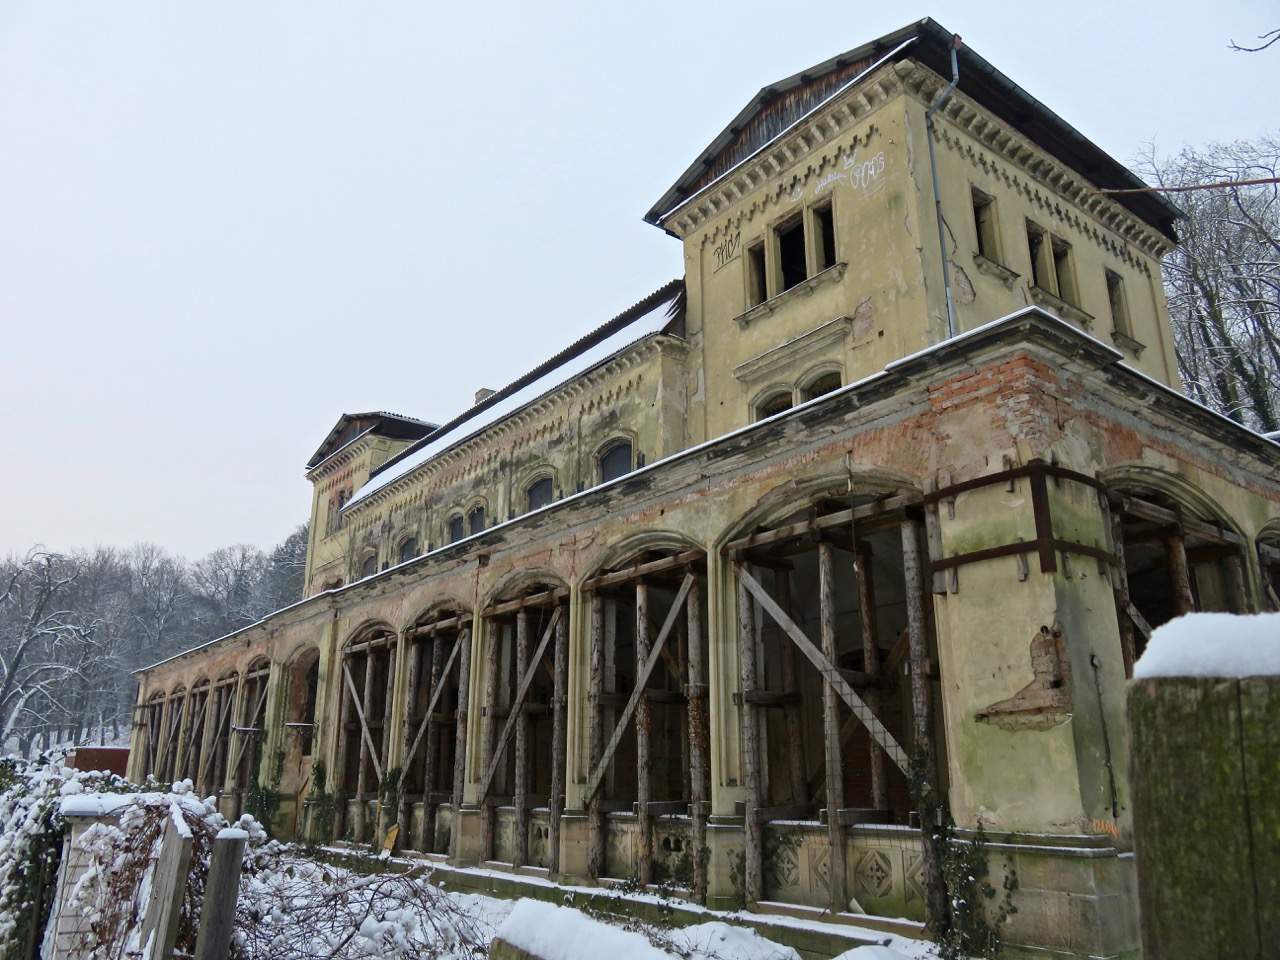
[585,573,695,803]
[342,661,385,783]
[477,607,562,803]
[227,683,270,781]
[738,567,910,776]
[398,631,465,786]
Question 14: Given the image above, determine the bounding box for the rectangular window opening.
[1051,236,1078,305]
[1106,269,1132,336]
[777,217,807,292]
[746,241,767,307]
[814,203,836,272]
[1026,221,1054,294]
[972,188,998,261]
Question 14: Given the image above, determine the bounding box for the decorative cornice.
[734,315,853,383]
[894,60,1175,261]
[344,334,682,518]
[307,435,375,482]
[732,262,848,329]
[1028,285,1096,330]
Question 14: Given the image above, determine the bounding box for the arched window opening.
[334,627,397,843]
[468,505,486,535]
[398,537,419,564]
[174,679,210,784]
[722,493,946,910]
[475,583,569,871]
[526,476,554,512]
[801,371,842,402]
[581,548,710,892]
[231,660,272,819]
[447,514,466,543]
[141,692,166,782]
[755,390,793,421]
[1111,486,1251,675]
[599,440,634,484]
[287,649,321,760]
[398,606,473,854]
[358,554,377,579]
[1260,531,1280,610]
[155,687,186,786]
[199,672,241,798]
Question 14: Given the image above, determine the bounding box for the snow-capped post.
[1127,612,1279,958]
[193,827,247,960]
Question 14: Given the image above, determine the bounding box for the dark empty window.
[527,476,554,511]
[1051,237,1078,305]
[1027,221,1052,293]
[802,371,841,402]
[814,203,836,271]
[1106,269,1131,337]
[972,188,998,261]
[599,440,633,483]
[746,242,767,307]
[359,555,377,579]
[468,505,486,535]
[777,218,807,292]
[756,391,793,421]
[447,515,465,543]
[398,537,418,563]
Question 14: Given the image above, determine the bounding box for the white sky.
[1,1,1275,559]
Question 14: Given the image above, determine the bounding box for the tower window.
[1051,236,1079,305]
[802,371,842,402]
[972,188,999,261]
[398,537,418,563]
[468,505,486,535]
[359,554,377,579]
[813,202,836,271]
[755,390,794,421]
[777,217,807,292]
[746,241,767,307]
[1026,221,1054,294]
[1106,269,1132,337]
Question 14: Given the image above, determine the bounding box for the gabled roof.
[345,279,685,509]
[306,411,437,471]
[644,17,1180,241]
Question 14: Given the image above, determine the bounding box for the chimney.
[474,387,496,405]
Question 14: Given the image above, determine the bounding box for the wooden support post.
[353,652,377,843]
[818,542,848,913]
[481,621,502,862]
[548,606,568,874]
[635,581,653,886]
[193,830,246,960]
[685,577,709,903]
[141,809,193,960]
[398,637,423,848]
[378,646,397,839]
[735,566,764,905]
[1224,553,1251,614]
[856,542,887,811]
[450,628,472,812]
[420,633,446,849]
[1108,505,1138,677]
[513,609,531,867]
[776,570,809,805]
[677,614,691,802]
[1165,530,1196,617]
[901,516,947,930]
[332,661,353,840]
[587,594,606,880]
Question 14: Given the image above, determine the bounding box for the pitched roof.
[644,17,1180,241]
[346,279,685,509]
[306,411,437,471]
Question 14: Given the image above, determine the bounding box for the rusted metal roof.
[306,411,437,471]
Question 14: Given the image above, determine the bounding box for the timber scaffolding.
[132,461,1271,900]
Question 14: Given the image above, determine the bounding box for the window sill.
[972,253,1020,289]
[1029,285,1095,330]
[1111,329,1146,357]
[734,262,847,329]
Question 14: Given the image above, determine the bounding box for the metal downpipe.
[926,35,963,340]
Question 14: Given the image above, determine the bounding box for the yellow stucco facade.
[129,20,1280,959]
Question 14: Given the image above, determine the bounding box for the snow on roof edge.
[1134,613,1280,679]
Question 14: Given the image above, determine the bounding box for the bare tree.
[1141,137,1280,432]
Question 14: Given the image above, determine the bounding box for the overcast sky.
[1,1,1275,560]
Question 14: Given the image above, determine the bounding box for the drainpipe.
[925,34,963,340]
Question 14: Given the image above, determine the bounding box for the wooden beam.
[686,577,708,903]
[479,620,503,861]
[548,606,568,875]
[583,574,695,802]
[735,569,764,905]
[818,542,848,914]
[1117,493,1242,545]
[738,568,910,775]
[449,628,472,814]
[513,610,531,868]
[398,634,464,813]
[721,492,921,557]
[856,540,888,811]
[582,549,705,592]
[1165,531,1196,616]
[478,607,563,804]
[635,581,653,886]
[482,588,569,619]
[587,593,606,881]
[776,571,808,806]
